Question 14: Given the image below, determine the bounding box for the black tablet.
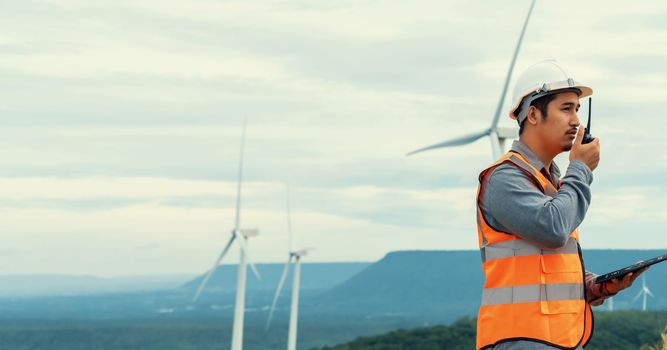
[595,253,667,284]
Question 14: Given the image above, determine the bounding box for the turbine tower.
[266,184,313,350]
[633,274,654,311]
[407,0,536,160]
[192,119,262,350]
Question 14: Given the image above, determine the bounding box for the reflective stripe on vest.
[475,151,593,350]
[482,282,584,306]
[480,236,579,263]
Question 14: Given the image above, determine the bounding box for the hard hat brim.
[509,85,593,120]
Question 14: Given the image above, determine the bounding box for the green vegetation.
[322,311,667,350]
[591,311,667,350]
[0,311,665,349]
[320,317,476,350]
[0,314,416,350]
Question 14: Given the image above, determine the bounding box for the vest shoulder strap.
[503,151,558,196]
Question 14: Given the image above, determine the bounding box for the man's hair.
[518,88,582,135]
[518,93,557,135]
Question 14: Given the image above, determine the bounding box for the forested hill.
[321,311,667,350]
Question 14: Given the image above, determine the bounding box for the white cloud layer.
[0,0,665,275]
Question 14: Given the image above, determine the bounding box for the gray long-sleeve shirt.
[479,140,612,350]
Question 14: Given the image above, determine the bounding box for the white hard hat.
[509,60,592,122]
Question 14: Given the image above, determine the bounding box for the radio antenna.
[582,97,594,144]
[587,97,592,133]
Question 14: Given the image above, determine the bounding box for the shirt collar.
[509,140,561,183]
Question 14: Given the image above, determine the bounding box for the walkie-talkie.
[582,97,594,144]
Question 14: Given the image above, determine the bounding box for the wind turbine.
[407,0,536,160]
[192,119,262,350]
[266,184,313,350]
[607,296,614,312]
[633,274,654,311]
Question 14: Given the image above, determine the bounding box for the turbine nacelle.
[237,228,259,238]
[291,247,315,258]
[496,126,519,140]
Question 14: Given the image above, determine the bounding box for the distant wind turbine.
[192,119,261,350]
[407,0,536,160]
[633,274,654,311]
[266,184,313,350]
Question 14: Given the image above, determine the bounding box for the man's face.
[534,91,581,154]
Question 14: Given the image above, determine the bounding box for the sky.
[1,0,666,276]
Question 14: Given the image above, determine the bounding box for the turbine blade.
[236,232,261,280]
[489,131,502,160]
[192,235,236,303]
[633,290,643,304]
[286,183,293,253]
[265,256,293,330]
[490,0,536,130]
[406,129,490,156]
[234,119,247,231]
[646,288,655,298]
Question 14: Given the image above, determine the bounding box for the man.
[475,60,647,350]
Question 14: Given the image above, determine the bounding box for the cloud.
[0,201,460,276]
[0,0,665,275]
[0,250,17,257]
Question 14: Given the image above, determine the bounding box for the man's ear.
[526,106,540,126]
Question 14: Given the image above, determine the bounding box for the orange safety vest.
[475,151,594,350]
